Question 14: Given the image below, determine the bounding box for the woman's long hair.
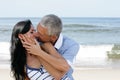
[10,20,32,80]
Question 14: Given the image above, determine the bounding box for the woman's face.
[25,25,36,38]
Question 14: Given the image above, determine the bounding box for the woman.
[10,20,35,80]
[10,20,52,80]
[10,20,69,80]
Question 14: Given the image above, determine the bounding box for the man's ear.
[50,35,57,41]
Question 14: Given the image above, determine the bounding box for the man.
[22,14,79,80]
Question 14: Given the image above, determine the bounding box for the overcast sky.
[0,0,120,17]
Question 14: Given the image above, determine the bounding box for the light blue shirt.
[54,34,80,80]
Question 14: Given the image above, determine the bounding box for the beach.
[0,17,120,80]
[0,67,120,80]
[73,67,120,80]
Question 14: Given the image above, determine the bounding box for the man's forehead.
[37,23,43,29]
[37,23,47,32]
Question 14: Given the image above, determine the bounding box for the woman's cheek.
[26,33,31,38]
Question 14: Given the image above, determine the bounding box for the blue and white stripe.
[26,65,70,80]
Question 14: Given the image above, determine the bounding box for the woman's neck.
[26,53,41,69]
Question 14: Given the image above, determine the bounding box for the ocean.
[0,17,120,68]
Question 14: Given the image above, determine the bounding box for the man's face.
[35,23,51,42]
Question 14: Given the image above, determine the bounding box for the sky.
[0,0,120,17]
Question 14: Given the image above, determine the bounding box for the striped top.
[26,65,70,80]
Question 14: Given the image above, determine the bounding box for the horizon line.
[0,16,120,18]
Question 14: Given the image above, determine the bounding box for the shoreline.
[0,67,120,80]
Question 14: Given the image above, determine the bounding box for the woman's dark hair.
[10,20,32,80]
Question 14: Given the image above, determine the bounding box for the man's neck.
[51,37,58,45]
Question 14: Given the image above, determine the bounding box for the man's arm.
[21,36,70,79]
[38,56,66,80]
[23,41,70,72]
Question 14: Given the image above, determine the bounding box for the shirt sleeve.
[62,44,80,66]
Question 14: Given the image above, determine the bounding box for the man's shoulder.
[61,36,79,49]
[63,36,78,45]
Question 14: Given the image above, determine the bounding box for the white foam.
[0,42,10,60]
[0,42,114,67]
[74,44,114,66]
[76,45,113,59]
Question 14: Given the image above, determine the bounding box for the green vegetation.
[107,44,120,59]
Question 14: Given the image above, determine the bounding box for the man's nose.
[33,32,39,38]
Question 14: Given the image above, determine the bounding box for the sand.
[0,68,13,80]
[73,67,120,80]
[0,67,120,80]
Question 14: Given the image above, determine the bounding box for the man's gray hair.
[40,14,62,36]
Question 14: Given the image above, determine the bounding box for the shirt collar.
[54,34,63,49]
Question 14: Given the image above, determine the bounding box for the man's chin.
[36,38,43,45]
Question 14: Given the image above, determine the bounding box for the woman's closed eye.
[30,30,36,34]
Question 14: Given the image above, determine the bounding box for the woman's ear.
[18,34,23,39]
[18,34,25,42]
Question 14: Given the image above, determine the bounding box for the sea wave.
[0,42,114,60]
[0,29,11,32]
[1,24,120,34]
[63,28,119,33]
[0,25,12,32]
[63,24,120,33]
[1,42,120,68]
[64,24,99,28]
